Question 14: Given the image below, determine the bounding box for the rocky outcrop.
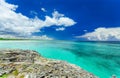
[0,49,97,78]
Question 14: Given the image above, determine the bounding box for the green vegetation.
[0,74,8,78]
[0,38,30,40]
[0,38,45,41]
[0,38,23,40]
[12,70,19,76]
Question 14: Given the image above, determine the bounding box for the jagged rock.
[0,49,97,78]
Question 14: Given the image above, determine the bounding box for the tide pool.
[0,40,120,78]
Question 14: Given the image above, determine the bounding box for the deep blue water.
[0,40,120,78]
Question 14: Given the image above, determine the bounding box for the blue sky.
[1,0,120,41]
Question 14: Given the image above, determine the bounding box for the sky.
[0,0,120,41]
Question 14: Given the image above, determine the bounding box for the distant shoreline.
[0,37,50,40]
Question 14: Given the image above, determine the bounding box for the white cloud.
[41,8,47,12]
[56,27,65,31]
[31,35,53,40]
[0,0,76,38]
[0,34,53,40]
[44,11,76,27]
[76,27,120,41]
[0,35,20,39]
[30,11,38,16]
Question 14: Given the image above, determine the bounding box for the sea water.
[0,40,120,78]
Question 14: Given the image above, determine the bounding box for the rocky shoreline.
[0,49,97,78]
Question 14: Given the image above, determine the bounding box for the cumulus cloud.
[76,27,120,41]
[44,11,76,27]
[0,34,53,40]
[0,35,20,39]
[0,0,76,39]
[56,27,65,31]
[31,35,53,40]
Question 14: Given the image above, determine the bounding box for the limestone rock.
[0,49,97,78]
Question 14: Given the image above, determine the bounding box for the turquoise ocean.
[0,40,120,78]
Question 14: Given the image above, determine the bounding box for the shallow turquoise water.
[0,40,120,78]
